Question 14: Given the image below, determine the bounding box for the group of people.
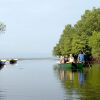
[58,51,85,64]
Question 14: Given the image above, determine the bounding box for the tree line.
[53,7,100,58]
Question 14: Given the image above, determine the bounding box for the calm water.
[0,59,100,100]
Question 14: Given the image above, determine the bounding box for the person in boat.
[59,55,64,64]
[77,51,85,63]
[64,55,69,63]
[68,54,74,63]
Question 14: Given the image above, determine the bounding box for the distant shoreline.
[0,57,59,61]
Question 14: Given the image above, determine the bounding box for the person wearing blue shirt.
[78,51,85,62]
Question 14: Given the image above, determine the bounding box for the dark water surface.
[0,59,100,100]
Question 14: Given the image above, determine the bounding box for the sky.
[0,0,100,58]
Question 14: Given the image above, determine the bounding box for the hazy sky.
[0,0,99,58]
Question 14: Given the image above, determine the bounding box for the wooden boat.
[8,59,18,64]
[58,62,84,70]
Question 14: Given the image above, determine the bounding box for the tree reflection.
[53,64,100,100]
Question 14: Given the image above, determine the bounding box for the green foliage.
[53,7,100,58]
[71,32,90,54]
[53,43,61,56]
[53,24,75,56]
[75,8,100,36]
[89,31,100,57]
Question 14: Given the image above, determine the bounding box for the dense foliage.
[53,8,100,58]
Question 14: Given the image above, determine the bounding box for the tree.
[53,43,61,56]
[74,8,100,36]
[53,24,75,56]
[53,7,100,58]
[89,31,100,57]
[71,32,90,54]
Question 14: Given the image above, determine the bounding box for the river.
[0,59,100,100]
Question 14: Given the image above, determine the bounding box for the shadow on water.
[9,61,17,65]
[0,64,6,100]
[0,64,5,70]
[53,64,100,100]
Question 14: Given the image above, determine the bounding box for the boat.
[8,59,18,64]
[0,60,6,66]
[58,62,84,70]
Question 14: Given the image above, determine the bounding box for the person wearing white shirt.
[69,54,74,63]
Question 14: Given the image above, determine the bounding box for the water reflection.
[78,71,84,85]
[0,65,6,100]
[54,65,85,85]
[0,60,100,100]
[53,64,100,100]
[0,65,5,70]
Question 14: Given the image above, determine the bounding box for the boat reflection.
[54,65,85,85]
[0,60,5,70]
[0,65,4,70]
[54,64,100,100]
